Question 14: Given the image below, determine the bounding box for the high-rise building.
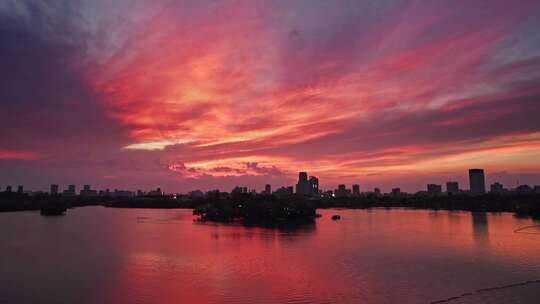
[17,185,23,193]
[469,169,486,194]
[352,184,360,196]
[296,172,319,195]
[309,176,319,194]
[50,184,59,195]
[427,184,442,196]
[265,184,271,195]
[296,172,310,195]
[374,187,381,196]
[446,182,459,195]
[490,182,504,194]
[391,188,401,197]
[6,185,12,193]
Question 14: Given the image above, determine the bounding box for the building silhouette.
[334,184,351,198]
[469,169,486,194]
[296,172,309,194]
[148,187,164,197]
[274,186,293,198]
[7,167,538,202]
[110,189,134,198]
[63,185,76,196]
[80,185,98,197]
[446,182,459,195]
[188,190,204,199]
[296,172,319,195]
[427,184,442,196]
[309,176,319,194]
[515,185,533,194]
[352,184,360,196]
[50,184,59,195]
[232,186,243,195]
[490,182,504,194]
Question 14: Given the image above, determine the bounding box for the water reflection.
[471,212,489,247]
[1,207,540,304]
[194,219,317,242]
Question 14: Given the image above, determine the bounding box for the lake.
[1,207,540,304]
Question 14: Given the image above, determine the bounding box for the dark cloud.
[1,1,540,192]
[0,1,127,154]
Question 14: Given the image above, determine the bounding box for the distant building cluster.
[225,168,538,199]
[1,168,539,199]
[1,184,169,198]
[295,172,319,195]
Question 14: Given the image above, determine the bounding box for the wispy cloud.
[1,0,540,191]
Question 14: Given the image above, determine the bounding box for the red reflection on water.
[100,209,540,304]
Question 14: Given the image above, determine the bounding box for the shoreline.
[1,191,539,221]
[1,198,538,221]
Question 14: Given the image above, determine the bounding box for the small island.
[193,193,318,227]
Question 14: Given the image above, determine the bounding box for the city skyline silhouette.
[2,2,540,303]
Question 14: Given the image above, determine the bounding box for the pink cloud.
[2,1,540,192]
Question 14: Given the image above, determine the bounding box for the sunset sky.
[1,0,540,193]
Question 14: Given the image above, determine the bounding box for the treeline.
[1,191,539,219]
[0,192,100,212]
[0,193,185,212]
[317,193,540,218]
[193,193,317,226]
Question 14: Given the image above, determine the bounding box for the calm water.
[1,207,540,304]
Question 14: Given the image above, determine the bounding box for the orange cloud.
[81,1,540,190]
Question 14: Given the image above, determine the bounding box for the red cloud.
[3,1,540,192]
[0,150,39,160]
